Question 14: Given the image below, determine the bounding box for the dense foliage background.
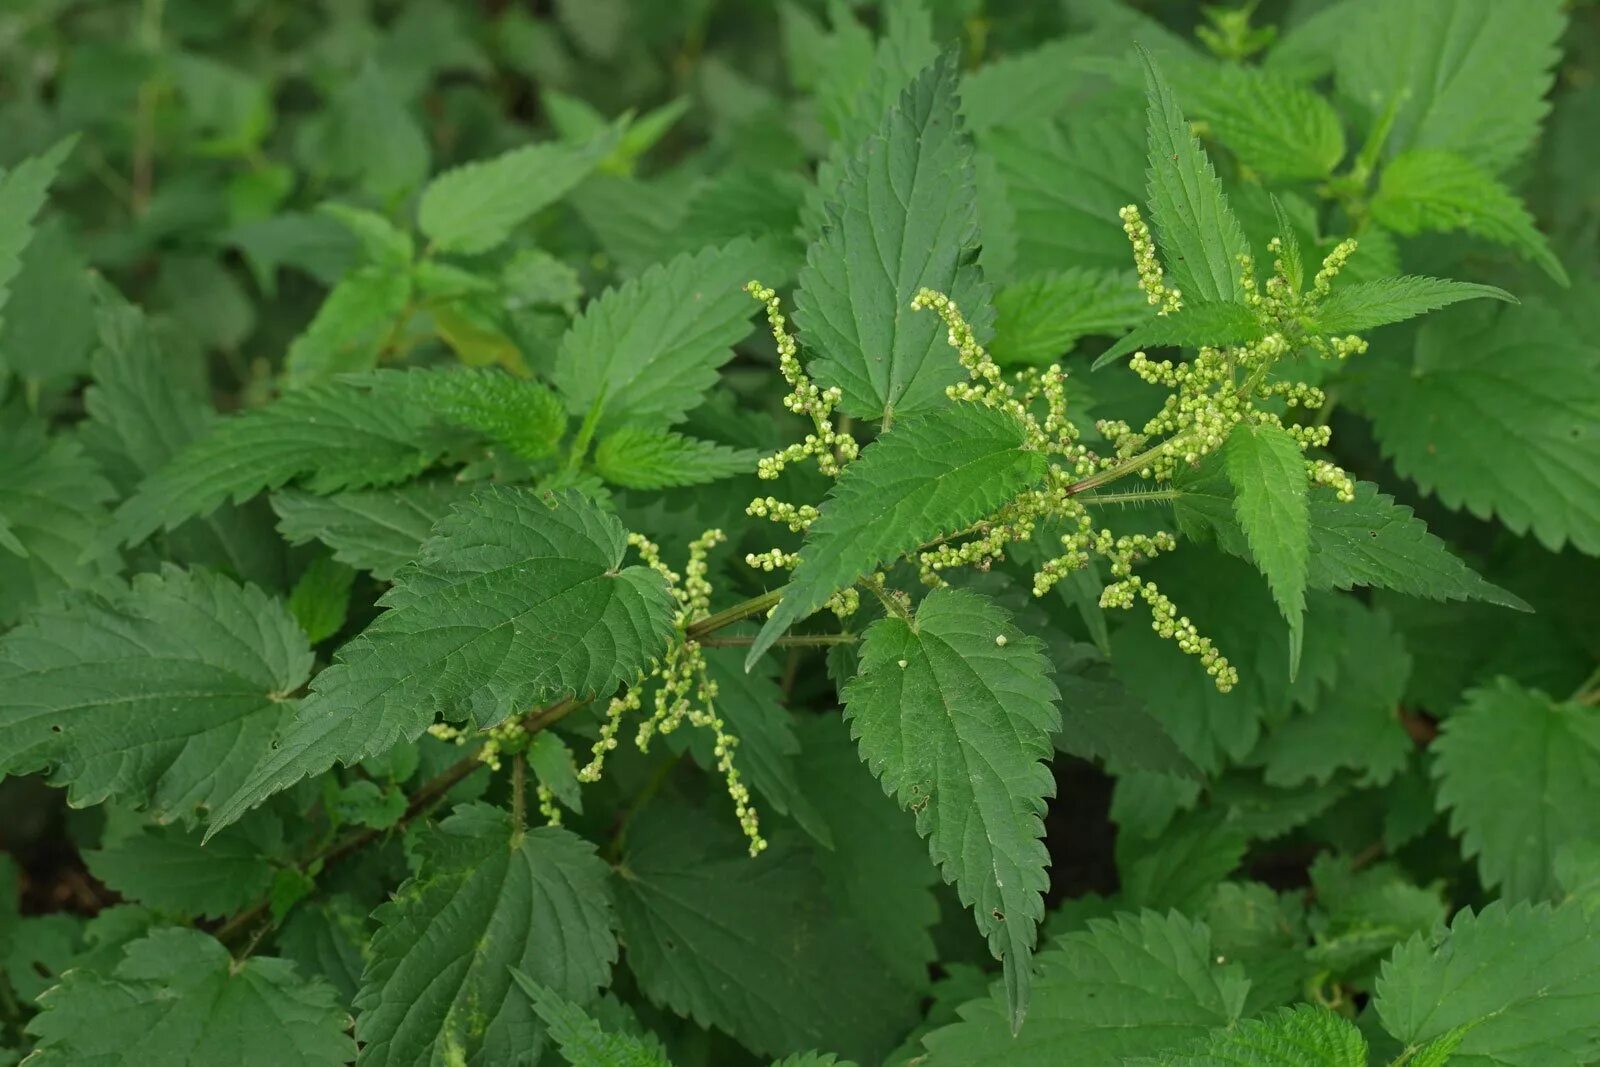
[1,0,1598,1064]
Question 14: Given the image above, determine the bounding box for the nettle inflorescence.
[739,208,1378,695]
[578,528,767,854]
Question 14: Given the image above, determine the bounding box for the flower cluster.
[577,529,766,854]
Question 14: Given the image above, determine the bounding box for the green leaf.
[1202,882,1310,1016]
[1156,1005,1367,1066]
[208,488,674,835]
[0,135,75,332]
[1434,679,1600,902]
[1336,0,1565,174]
[0,415,118,626]
[1224,423,1310,667]
[1174,473,1528,611]
[747,403,1046,665]
[1141,49,1252,305]
[1092,300,1262,369]
[989,268,1149,366]
[403,367,568,462]
[109,372,454,550]
[796,52,991,421]
[525,731,582,816]
[1050,644,1203,779]
[1306,855,1445,986]
[1358,295,1600,554]
[25,928,353,1066]
[593,427,756,489]
[288,555,355,644]
[1310,275,1514,334]
[613,803,924,1062]
[843,588,1060,1032]
[1375,901,1600,1067]
[84,818,279,919]
[1254,601,1412,788]
[553,237,774,434]
[919,911,1248,1065]
[1370,151,1567,285]
[1117,810,1248,914]
[356,805,616,1066]
[509,971,670,1067]
[271,479,474,581]
[417,129,613,254]
[0,219,96,383]
[1184,64,1346,181]
[0,567,310,821]
[284,266,411,385]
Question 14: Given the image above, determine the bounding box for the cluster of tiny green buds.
[1120,205,1182,314]
[535,784,561,826]
[1100,576,1239,691]
[1313,238,1358,296]
[745,281,858,480]
[746,496,817,532]
[578,530,765,855]
[426,718,528,773]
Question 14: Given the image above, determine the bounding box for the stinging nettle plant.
[1,1,1598,1065]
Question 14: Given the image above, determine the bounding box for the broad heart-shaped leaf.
[1172,471,1527,611]
[108,372,456,550]
[613,802,925,1063]
[0,566,310,822]
[593,427,756,489]
[1369,150,1567,286]
[1092,300,1262,370]
[746,403,1046,666]
[553,237,775,435]
[418,128,614,254]
[1433,680,1600,902]
[1224,423,1309,669]
[1180,63,1346,182]
[509,971,670,1067]
[207,488,674,836]
[1335,0,1565,176]
[796,52,993,421]
[0,413,118,626]
[356,805,616,1067]
[272,479,475,581]
[1375,901,1600,1067]
[989,268,1149,367]
[25,928,353,1066]
[1310,275,1514,334]
[1156,1004,1367,1066]
[919,911,1248,1065]
[84,817,279,919]
[843,588,1061,1033]
[1358,295,1600,554]
[1140,49,1251,305]
[0,135,75,331]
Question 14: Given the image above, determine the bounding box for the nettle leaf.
[920,911,1248,1065]
[25,928,353,1066]
[1117,810,1248,914]
[109,372,454,550]
[553,236,774,434]
[1141,50,1251,305]
[1310,275,1514,334]
[84,817,279,920]
[1224,423,1310,667]
[509,971,670,1067]
[1336,0,1565,174]
[417,129,614,255]
[1174,472,1527,611]
[1183,64,1346,181]
[403,367,568,462]
[208,488,674,835]
[1370,150,1567,285]
[614,803,924,1063]
[0,415,118,626]
[0,135,74,331]
[1157,1004,1367,1067]
[1375,901,1600,1067]
[593,427,756,489]
[1359,296,1600,554]
[288,555,355,644]
[356,805,616,1067]
[0,567,310,821]
[844,588,1060,1032]
[989,268,1148,367]
[284,265,411,386]
[1434,679,1600,902]
[1306,854,1446,989]
[747,402,1046,665]
[796,52,992,421]
[1092,300,1262,370]
[272,479,474,581]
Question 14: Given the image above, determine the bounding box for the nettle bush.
[1,0,1598,1064]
